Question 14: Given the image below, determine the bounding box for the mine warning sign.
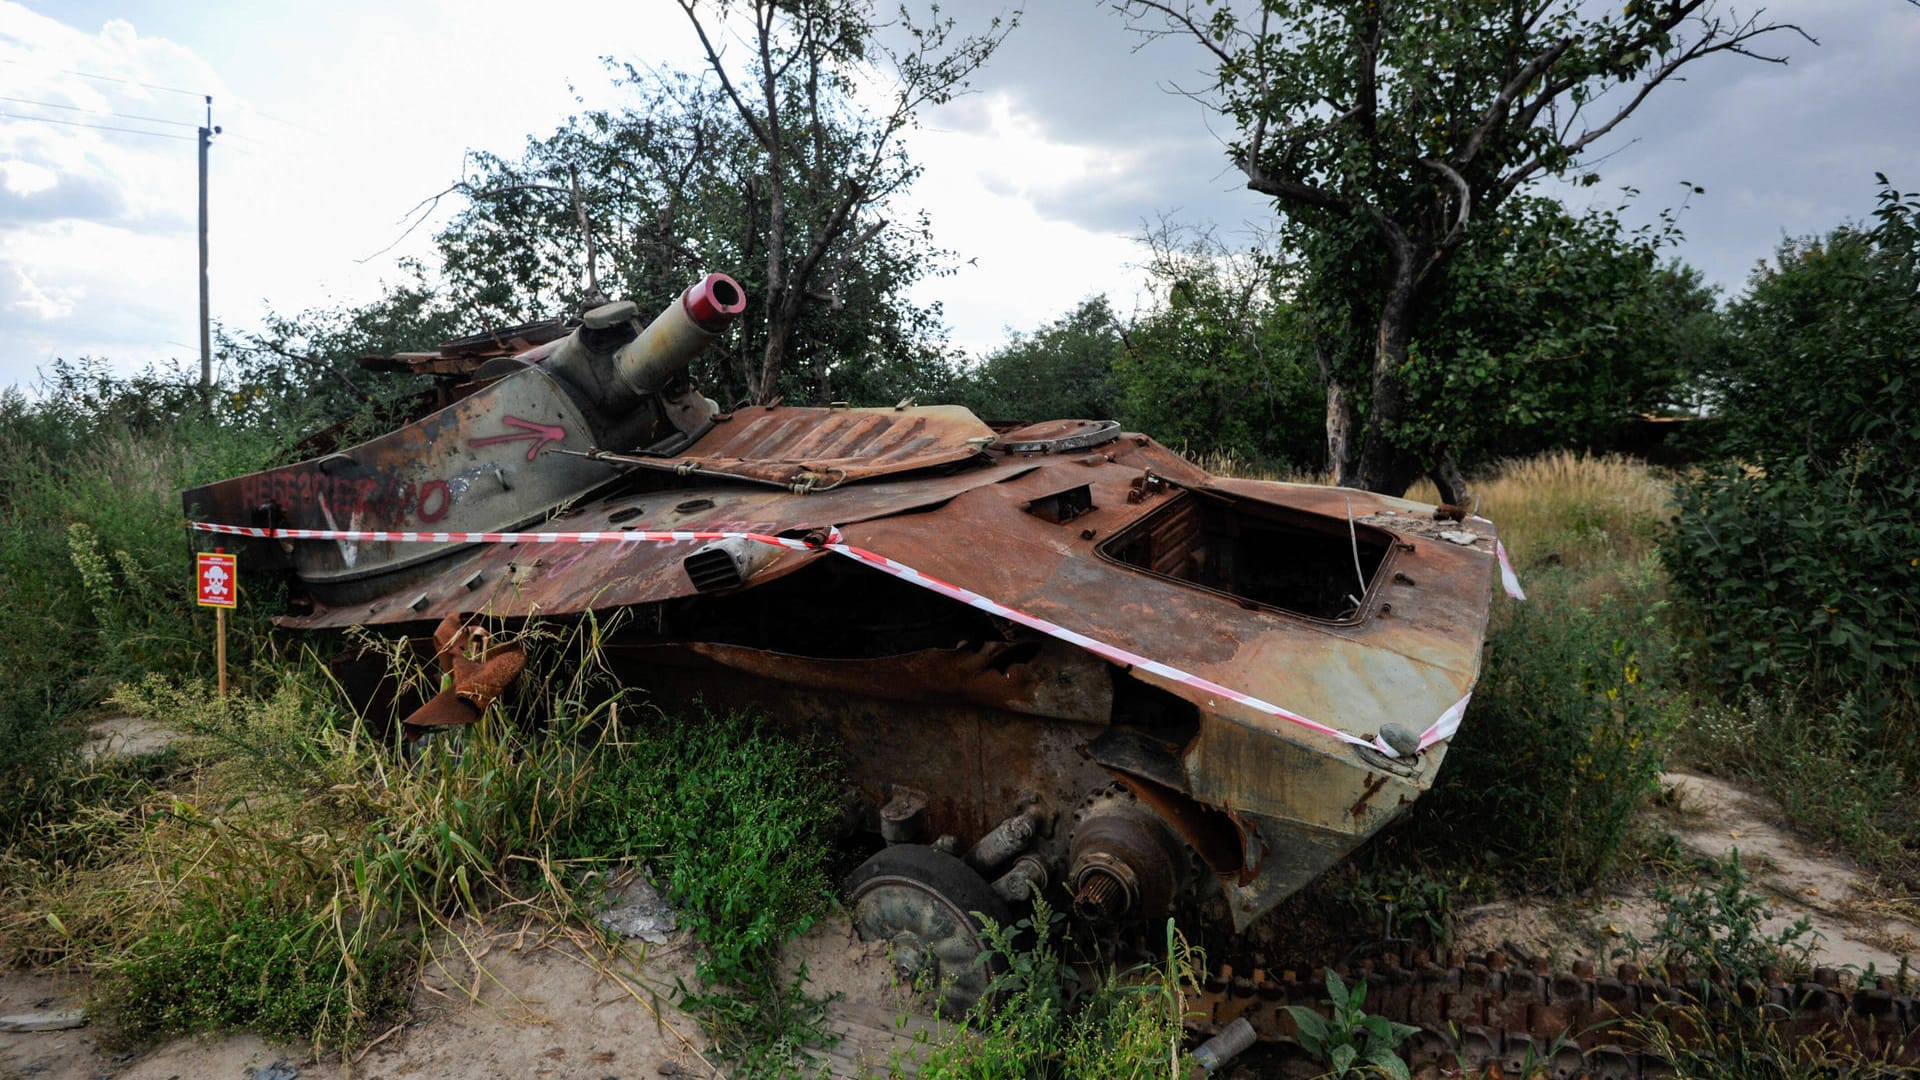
[196,551,237,608]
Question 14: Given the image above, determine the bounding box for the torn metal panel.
[651,404,997,486]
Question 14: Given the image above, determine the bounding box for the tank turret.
[522,272,747,451]
[182,274,746,604]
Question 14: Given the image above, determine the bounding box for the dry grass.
[1427,452,1673,573]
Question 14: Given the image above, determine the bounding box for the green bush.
[1414,568,1679,890]
[97,894,407,1047]
[1664,177,1919,739]
[564,709,838,987]
[1664,454,1918,733]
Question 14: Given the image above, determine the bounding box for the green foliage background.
[1663,178,1920,737]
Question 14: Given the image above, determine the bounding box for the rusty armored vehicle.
[185,274,1505,1006]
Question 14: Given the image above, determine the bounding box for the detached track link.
[1183,950,1920,1077]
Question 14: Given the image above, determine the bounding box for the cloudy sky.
[1,0,1915,392]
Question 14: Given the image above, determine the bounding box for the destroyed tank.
[184,274,1505,1008]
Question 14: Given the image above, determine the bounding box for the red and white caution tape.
[188,519,1498,757]
[188,521,836,551]
[1494,539,1526,601]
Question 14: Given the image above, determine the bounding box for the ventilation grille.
[683,547,744,592]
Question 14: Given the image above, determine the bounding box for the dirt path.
[1454,770,1920,976]
[1,920,714,1080]
[0,914,944,1080]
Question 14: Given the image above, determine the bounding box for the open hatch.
[1097,489,1393,622]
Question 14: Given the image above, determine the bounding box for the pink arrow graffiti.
[469,416,567,461]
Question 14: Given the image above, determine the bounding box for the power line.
[0,93,200,129]
[0,110,194,141]
[0,57,205,99]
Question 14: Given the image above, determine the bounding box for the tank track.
[1184,948,1920,1076]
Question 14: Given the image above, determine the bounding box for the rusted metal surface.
[403,613,527,729]
[641,404,997,487]
[183,274,1503,935]
[357,319,570,377]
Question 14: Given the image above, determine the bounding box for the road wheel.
[845,844,1011,1017]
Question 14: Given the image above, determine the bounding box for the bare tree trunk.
[1427,450,1469,507]
[1352,252,1426,496]
[1313,339,1359,484]
[759,302,794,403]
[1325,381,1358,485]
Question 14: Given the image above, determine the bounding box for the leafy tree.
[1115,0,1807,498]
[952,296,1124,422]
[428,2,1011,409]
[1662,177,1920,734]
[1114,228,1324,468]
[1401,194,1718,470]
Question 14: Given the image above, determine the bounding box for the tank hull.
[182,297,1500,934]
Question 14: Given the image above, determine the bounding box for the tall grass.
[0,387,290,848]
[1347,454,1687,893]
[1406,450,1673,572]
[19,617,624,1048]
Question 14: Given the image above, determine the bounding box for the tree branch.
[1244,171,1354,216]
[1499,11,1812,198]
[1420,158,1472,251]
[1457,37,1573,167]
[675,0,771,146]
[1110,0,1241,70]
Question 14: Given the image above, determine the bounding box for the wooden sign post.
[196,549,237,697]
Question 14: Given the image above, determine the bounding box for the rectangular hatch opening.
[1098,490,1392,621]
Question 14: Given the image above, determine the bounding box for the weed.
[564,705,842,1074]
[93,893,408,1048]
[1339,865,1462,953]
[917,901,1198,1079]
[19,616,630,1052]
[1623,994,1901,1079]
[1284,970,1419,1080]
[564,707,839,990]
[1619,851,1818,985]
[1411,562,1680,891]
[1678,690,1918,888]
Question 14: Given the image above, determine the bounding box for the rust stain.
[1349,772,1390,819]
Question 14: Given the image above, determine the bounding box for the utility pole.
[198,95,220,395]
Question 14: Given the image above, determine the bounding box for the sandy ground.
[6,737,1915,1079]
[1,919,715,1080]
[1452,770,1920,977]
[0,907,930,1080]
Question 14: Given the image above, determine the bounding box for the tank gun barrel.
[612,272,746,395]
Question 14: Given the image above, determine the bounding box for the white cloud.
[1,158,53,194]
